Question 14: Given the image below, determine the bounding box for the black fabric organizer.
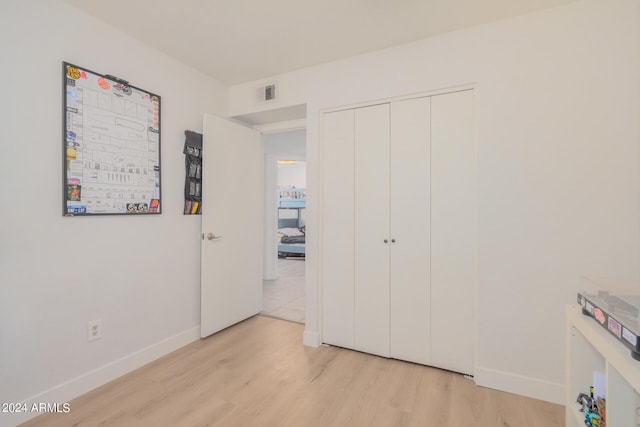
[183,130,202,214]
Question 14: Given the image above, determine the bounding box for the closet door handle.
[383,239,388,244]
[391,239,396,243]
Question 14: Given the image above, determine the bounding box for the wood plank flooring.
[22,316,564,427]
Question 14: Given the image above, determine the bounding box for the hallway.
[261,258,305,323]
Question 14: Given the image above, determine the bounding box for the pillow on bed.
[279,227,304,237]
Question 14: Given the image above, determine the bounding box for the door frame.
[200,115,307,337]
[258,121,307,282]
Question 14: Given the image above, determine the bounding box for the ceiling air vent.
[264,84,276,101]
[256,83,277,103]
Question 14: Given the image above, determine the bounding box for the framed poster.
[63,62,161,216]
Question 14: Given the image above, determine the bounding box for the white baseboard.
[303,329,321,347]
[474,366,565,405]
[5,327,200,427]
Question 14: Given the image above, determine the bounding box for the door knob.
[391,239,396,243]
[384,239,388,243]
[207,233,223,241]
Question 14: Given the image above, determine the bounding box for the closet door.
[430,90,474,374]
[321,109,355,349]
[389,97,431,365]
[354,104,390,357]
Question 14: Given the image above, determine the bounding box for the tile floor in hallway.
[262,257,305,323]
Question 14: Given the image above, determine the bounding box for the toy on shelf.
[576,387,606,427]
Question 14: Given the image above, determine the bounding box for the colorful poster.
[63,62,161,215]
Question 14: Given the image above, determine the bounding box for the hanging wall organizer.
[183,130,202,214]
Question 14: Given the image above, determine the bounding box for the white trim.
[7,327,200,427]
[263,153,279,281]
[303,329,321,347]
[319,83,476,115]
[253,119,306,134]
[316,109,325,347]
[474,366,565,405]
[471,87,480,383]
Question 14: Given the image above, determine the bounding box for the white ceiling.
[66,0,576,86]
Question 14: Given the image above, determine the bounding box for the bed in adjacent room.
[277,188,305,257]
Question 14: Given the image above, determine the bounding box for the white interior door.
[430,90,474,374]
[354,103,390,357]
[389,97,431,365]
[321,109,355,349]
[201,114,262,338]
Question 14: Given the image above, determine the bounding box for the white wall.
[230,0,640,403]
[0,1,227,425]
[278,163,307,189]
[262,129,307,158]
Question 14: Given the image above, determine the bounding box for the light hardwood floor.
[22,316,564,427]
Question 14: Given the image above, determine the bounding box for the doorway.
[261,129,306,323]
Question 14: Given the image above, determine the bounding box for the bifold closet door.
[321,109,355,349]
[389,97,431,365]
[430,90,474,375]
[354,104,390,358]
[321,91,474,374]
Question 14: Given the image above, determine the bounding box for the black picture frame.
[62,61,161,216]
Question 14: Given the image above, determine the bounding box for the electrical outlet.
[88,319,102,342]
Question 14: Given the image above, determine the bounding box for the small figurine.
[576,390,604,426]
[576,393,593,412]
